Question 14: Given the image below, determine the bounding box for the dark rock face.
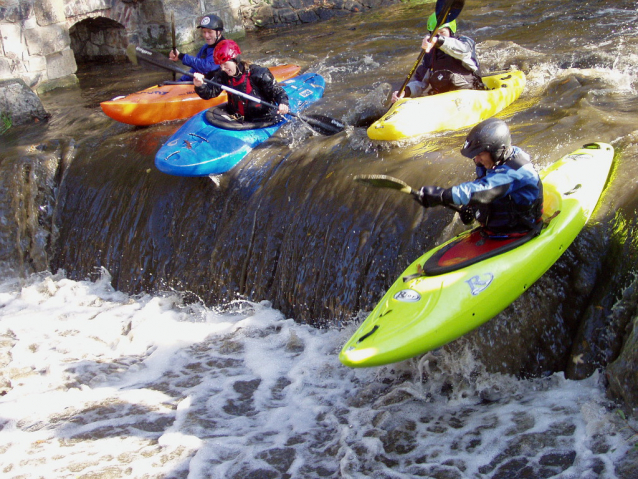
[0,78,50,126]
[244,0,401,29]
[606,314,638,409]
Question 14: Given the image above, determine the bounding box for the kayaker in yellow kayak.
[169,14,225,81]
[415,118,544,236]
[391,13,484,103]
[192,40,290,121]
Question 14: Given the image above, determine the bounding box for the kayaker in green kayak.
[415,118,544,236]
[391,13,484,103]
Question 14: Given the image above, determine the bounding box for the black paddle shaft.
[354,174,462,213]
[129,45,345,135]
[398,0,465,96]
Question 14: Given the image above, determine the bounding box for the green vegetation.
[0,112,11,134]
[616,409,638,451]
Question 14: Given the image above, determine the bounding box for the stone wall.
[0,0,402,93]
[0,0,78,92]
[242,0,399,30]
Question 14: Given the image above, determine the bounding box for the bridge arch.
[69,17,130,64]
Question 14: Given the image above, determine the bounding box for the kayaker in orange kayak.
[169,14,225,81]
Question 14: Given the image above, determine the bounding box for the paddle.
[170,12,176,81]
[354,174,462,213]
[396,0,465,99]
[127,44,345,136]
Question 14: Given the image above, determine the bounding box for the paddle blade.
[435,0,465,24]
[298,113,345,136]
[353,174,414,195]
[126,44,190,78]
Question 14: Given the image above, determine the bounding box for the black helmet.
[461,118,511,163]
[197,14,224,31]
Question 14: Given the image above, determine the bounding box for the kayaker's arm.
[437,35,480,73]
[193,70,225,100]
[179,44,220,77]
[250,66,290,114]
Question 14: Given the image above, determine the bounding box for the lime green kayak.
[340,142,614,368]
[367,70,526,141]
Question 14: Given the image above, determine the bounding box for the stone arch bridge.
[0,0,245,93]
[0,0,397,93]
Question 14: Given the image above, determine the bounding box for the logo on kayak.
[566,153,593,162]
[466,273,493,296]
[393,289,421,302]
[299,89,313,98]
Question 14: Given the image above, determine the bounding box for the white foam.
[0,271,631,478]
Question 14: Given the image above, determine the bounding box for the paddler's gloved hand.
[416,186,446,207]
[459,206,475,225]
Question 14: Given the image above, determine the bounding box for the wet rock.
[342,82,392,128]
[538,450,576,469]
[223,378,261,416]
[255,447,296,473]
[615,446,638,479]
[0,78,50,126]
[606,313,638,408]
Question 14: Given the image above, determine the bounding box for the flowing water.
[1,0,638,477]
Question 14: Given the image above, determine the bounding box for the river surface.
[1,0,638,477]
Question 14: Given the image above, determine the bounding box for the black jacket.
[195,63,289,121]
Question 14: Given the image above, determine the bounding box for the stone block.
[252,5,275,28]
[140,0,168,24]
[22,13,38,30]
[28,24,70,56]
[24,28,44,56]
[27,55,47,73]
[0,1,33,23]
[317,8,336,21]
[21,71,45,89]
[0,78,50,126]
[344,0,362,12]
[0,58,12,79]
[90,29,106,46]
[0,23,25,57]
[288,0,305,9]
[64,0,110,18]
[35,0,66,26]
[45,48,77,80]
[275,8,298,24]
[298,9,319,23]
[36,74,78,94]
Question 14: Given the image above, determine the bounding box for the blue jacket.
[178,42,221,81]
[449,146,543,233]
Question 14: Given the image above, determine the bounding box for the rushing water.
[1,0,638,477]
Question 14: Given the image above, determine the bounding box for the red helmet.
[213,40,241,65]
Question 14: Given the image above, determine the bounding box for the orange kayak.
[100,64,302,126]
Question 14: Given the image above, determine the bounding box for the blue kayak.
[155,72,326,176]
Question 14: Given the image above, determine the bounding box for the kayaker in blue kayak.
[391,13,483,103]
[192,40,290,121]
[415,118,544,236]
[169,14,225,81]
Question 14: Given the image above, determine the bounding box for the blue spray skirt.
[155,73,325,177]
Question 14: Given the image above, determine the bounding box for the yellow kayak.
[367,70,526,141]
[340,142,614,368]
